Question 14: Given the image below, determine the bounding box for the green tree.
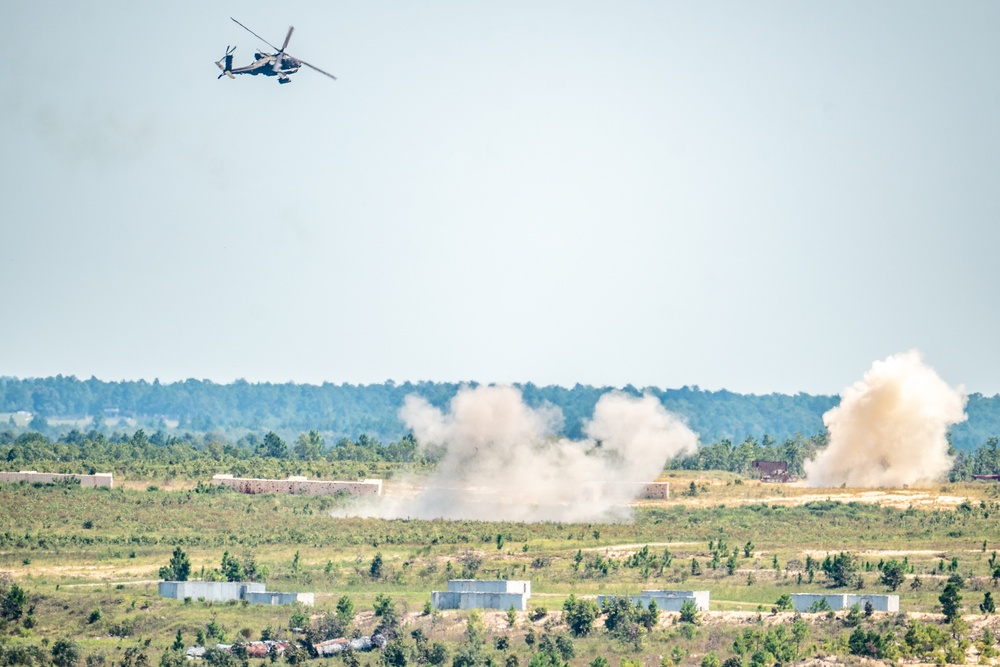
[940,577,963,622]
[791,615,809,660]
[203,648,237,667]
[1,583,27,620]
[221,551,244,582]
[848,627,886,658]
[880,559,905,592]
[845,604,863,627]
[122,645,150,667]
[374,594,400,639]
[981,591,995,615]
[294,431,324,461]
[159,651,185,667]
[679,599,699,624]
[336,595,355,627]
[700,652,720,667]
[159,547,192,582]
[52,639,82,667]
[258,432,288,459]
[380,639,408,667]
[821,552,858,587]
[370,552,384,580]
[601,596,636,635]
[426,643,449,666]
[288,610,308,631]
[562,595,599,637]
[173,630,184,651]
[465,609,486,644]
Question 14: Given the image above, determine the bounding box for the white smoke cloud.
[351,385,698,522]
[804,350,967,488]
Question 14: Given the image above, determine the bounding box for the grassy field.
[1,475,1000,666]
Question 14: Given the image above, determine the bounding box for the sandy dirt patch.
[0,563,159,581]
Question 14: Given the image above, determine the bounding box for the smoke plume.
[804,350,967,488]
[353,385,697,522]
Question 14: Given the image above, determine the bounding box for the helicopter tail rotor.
[215,45,236,79]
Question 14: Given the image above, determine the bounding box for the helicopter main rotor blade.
[271,26,294,74]
[296,58,337,80]
[230,17,279,51]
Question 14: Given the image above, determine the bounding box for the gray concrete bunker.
[159,581,313,605]
[431,580,532,611]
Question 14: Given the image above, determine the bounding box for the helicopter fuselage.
[230,54,301,81]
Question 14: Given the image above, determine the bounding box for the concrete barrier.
[791,593,899,612]
[598,590,710,612]
[0,471,113,488]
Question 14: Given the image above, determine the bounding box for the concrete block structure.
[211,474,382,497]
[0,470,113,488]
[159,581,313,605]
[598,590,710,612]
[432,580,531,611]
[752,461,793,482]
[791,593,899,613]
[636,483,670,499]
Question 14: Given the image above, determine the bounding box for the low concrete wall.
[246,592,315,606]
[159,581,313,606]
[432,591,529,611]
[791,594,899,612]
[158,581,264,602]
[0,471,113,488]
[447,580,531,595]
[598,590,710,612]
[211,475,382,497]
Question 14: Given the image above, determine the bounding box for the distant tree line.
[4,375,999,450]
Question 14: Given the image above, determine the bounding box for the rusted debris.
[313,634,387,657]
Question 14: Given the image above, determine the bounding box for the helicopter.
[216,17,337,84]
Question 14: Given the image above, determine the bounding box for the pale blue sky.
[2,1,999,395]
